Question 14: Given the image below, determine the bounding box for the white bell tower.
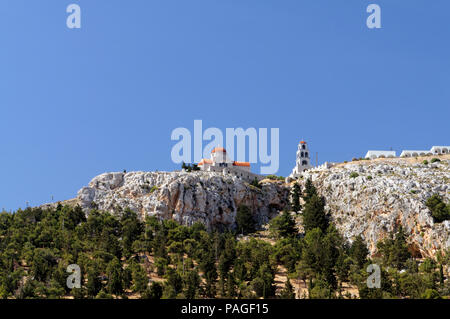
[290,141,312,178]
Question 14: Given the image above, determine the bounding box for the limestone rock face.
[72,157,449,258]
[76,171,290,230]
[301,159,450,258]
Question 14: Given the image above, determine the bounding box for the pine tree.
[226,273,237,298]
[301,226,339,290]
[106,257,123,295]
[350,235,369,269]
[291,183,302,213]
[132,263,149,294]
[335,252,351,294]
[269,210,297,238]
[143,281,163,299]
[218,235,236,296]
[122,265,132,290]
[321,229,339,289]
[251,263,275,298]
[377,226,411,270]
[165,268,183,296]
[201,249,218,298]
[87,267,102,298]
[184,270,200,299]
[279,278,295,299]
[236,205,255,235]
[392,226,411,270]
[302,194,328,233]
[302,178,317,202]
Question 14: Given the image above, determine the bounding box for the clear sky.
[1,0,449,211]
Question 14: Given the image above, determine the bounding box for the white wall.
[365,150,396,159]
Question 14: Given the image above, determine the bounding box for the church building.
[197,147,261,181]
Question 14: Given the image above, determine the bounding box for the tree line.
[0,179,448,299]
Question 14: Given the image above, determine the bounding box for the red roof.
[300,141,306,144]
[198,159,212,166]
[233,161,250,167]
[211,147,226,153]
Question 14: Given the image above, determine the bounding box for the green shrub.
[250,178,262,189]
[367,176,372,180]
[266,175,285,181]
[431,158,441,163]
[421,289,441,299]
[150,186,158,193]
[350,172,359,178]
[425,194,450,223]
[423,160,428,165]
[181,162,200,172]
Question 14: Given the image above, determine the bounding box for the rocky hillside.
[301,155,450,258]
[76,171,289,230]
[58,155,450,259]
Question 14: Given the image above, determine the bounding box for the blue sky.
[1,0,449,211]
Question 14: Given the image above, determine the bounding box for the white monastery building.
[365,146,449,159]
[399,150,430,157]
[365,150,397,159]
[400,146,450,157]
[289,141,313,178]
[429,146,450,155]
[197,147,261,181]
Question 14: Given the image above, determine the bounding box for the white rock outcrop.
[77,171,290,230]
[300,158,450,257]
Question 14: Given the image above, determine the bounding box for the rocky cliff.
[77,171,289,230]
[301,156,450,258]
[71,156,449,258]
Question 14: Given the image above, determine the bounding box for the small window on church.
[301,152,304,157]
[302,160,307,166]
[302,145,305,149]
[305,152,308,157]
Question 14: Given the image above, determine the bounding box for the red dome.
[211,147,226,153]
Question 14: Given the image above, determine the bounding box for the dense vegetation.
[0,180,448,299]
